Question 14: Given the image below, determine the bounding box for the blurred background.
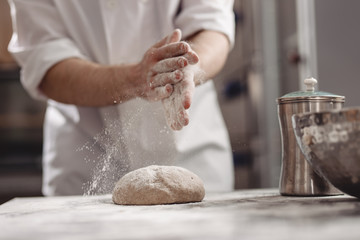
[1,0,360,204]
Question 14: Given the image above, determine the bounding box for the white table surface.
[1,188,360,240]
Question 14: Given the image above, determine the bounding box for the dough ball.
[112,165,205,205]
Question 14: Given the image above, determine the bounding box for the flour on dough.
[112,165,205,205]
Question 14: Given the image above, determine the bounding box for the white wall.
[313,0,360,106]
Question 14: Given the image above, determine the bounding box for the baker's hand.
[162,64,201,131]
[133,29,198,102]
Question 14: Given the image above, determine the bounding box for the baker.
[8,0,235,196]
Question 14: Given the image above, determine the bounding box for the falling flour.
[80,103,176,196]
[80,118,131,195]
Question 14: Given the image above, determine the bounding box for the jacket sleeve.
[174,0,235,49]
[8,0,87,100]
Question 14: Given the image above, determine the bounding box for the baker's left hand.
[162,64,200,130]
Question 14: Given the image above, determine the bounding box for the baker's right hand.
[133,29,198,101]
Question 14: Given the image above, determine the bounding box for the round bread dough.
[112,165,205,205]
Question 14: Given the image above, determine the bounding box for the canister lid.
[277,78,345,104]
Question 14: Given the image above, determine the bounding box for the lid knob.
[304,77,317,92]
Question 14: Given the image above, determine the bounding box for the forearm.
[39,30,197,107]
[186,30,230,85]
[40,58,138,107]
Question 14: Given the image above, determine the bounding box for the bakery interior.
[2,0,360,239]
[1,0,360,203]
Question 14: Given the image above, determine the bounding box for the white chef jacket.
[9,0,235,196]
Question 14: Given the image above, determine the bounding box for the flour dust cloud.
[80,104,174,196]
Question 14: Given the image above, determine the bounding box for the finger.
[182,84,194,110]
[166,28,182,44]
[180,71,195,110]
[162,80,191,131]
[171,86,190,130]
[162,97,178,130]
[148,84,173,101]
[184,50,199,65]
[170,107,189,131]
[149,70,183,87]
[162,92,182,130]
[151,56,188,73]
[178,109,189,127]
[171,121,183,131]
[153,29,182,48]
[170,112,184,130]
[155,41,190,60]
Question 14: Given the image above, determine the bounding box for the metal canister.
[277,78,345,196]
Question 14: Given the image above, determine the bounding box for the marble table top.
[1,188,360,240]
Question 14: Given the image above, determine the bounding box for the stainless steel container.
[277,78,345,196]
